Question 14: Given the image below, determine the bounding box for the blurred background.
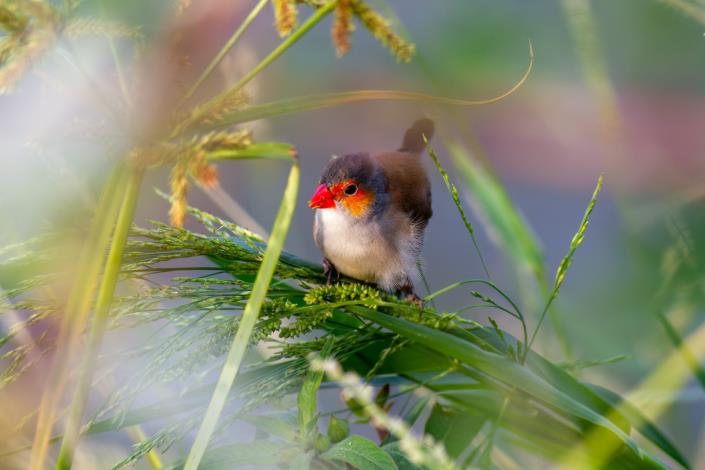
[2,0,705,467]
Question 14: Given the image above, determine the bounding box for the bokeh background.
[2,0,705,467]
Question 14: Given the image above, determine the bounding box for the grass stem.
[182,158,299,470]
[29,164,128,470]
[55,169,144,469]
[180,0,270,106]
[173,1,337,136]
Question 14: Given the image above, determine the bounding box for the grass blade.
[202,60,532,130]
[57,169,145,469]
[174,1,338,136]
[348,306,644,461]
[29,164,128,470]
[298,337,333,439]
[528,175,603,352]
[182,158,300,470]
[206,142,296,162]
[426,142,490,278]
[180,0,269,105]
[588,384,690,469]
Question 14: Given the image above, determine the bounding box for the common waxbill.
[308,118,434,302]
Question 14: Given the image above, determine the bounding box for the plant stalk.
[180,0,270,106]
[29,164,128,470]
[173,0,337,136]
[55,169,144,470]
[183,158,299,470]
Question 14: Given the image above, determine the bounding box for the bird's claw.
[322,258,340,286]
[399,281,424,308]
[404,292,424,308]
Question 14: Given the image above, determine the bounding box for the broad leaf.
[348,307,645,462]
[424,404,485,459]
[383,442,424,470]
[321,435,398,470]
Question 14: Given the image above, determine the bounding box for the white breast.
[314,209,420,290]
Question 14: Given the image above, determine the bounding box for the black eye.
[344,184,358,196]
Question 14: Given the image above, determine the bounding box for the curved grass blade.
[200,43,533,130]
[347,306,647,463]
[587,384,690,469]
[448,125,573,359]
[182,158,300,470]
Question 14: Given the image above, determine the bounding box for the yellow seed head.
[273,0,297,37]
[332,0,353,57]
[169,163,189,227]
[350,0,415,63]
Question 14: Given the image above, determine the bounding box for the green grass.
[0,1,702,469]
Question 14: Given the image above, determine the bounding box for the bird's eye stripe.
[344,184,358,196]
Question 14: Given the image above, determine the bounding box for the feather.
[399,118,435,153]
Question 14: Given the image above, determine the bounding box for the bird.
[308,118,434,303]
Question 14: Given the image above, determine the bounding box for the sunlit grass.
[0,1,702,469]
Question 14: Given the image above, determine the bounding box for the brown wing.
[373,151,432,229]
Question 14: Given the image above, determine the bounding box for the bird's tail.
[399,118,435,153]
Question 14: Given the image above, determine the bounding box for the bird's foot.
[399,281,424,308]
[404,292,424,308]
[322,258,340,286]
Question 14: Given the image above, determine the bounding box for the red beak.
[308,183,336,209]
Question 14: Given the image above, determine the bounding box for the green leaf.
[588,384,690,470]
[468,326,631,433]
[348,307,643,461]
[206,142,296,162]
[424,404,485,459]
[298,337,334,438]
[328,415,350,443]
[182,160,300,470]
[382,442,424,470]
[321,435,398,470]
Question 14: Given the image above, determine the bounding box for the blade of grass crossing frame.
[174,1,338,136]
[197,43,532,131]
[180,0,269,105]
[587,384,690,469]
[56,169,145,469]
[29,164,128,470]
[347,306,649,462]
[183,157,300,470]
